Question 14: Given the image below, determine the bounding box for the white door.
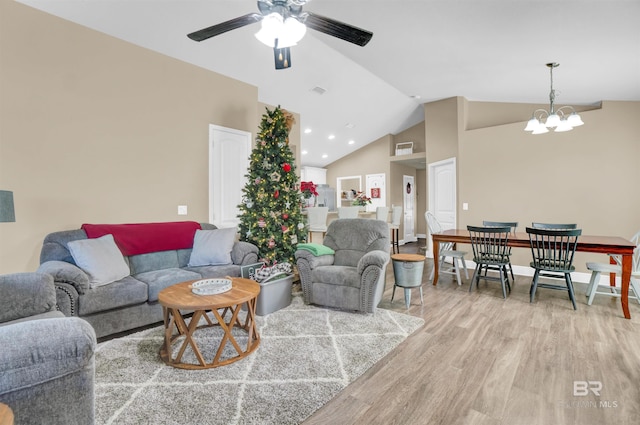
[428,157,457,254]
[209,125,251,228]
[402,175,417,243]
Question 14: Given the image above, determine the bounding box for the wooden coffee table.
[0,403,13,425]
[158,277,260,369]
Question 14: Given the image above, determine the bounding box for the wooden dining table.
[431,229,636,319]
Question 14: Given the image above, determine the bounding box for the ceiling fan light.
[567,112,584,127]
[255,13,284,47]
[284,17,306,43]
[532,123,549,134]
[545,113,560,128]
[554,119,573,132]
[524,117,539,132]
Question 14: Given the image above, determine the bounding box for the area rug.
[95,293,424,425]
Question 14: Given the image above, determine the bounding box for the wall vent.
[310,86,327,95]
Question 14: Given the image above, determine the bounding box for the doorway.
[403,175,417,243]
[209,125,251,228]
[427,157,457,256]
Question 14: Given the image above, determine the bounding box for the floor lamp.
[0,190,15,223]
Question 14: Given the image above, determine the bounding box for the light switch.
[178,205,188,215]
[462,203,469,211]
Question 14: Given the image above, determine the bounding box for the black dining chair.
[467,225,512,299]
[531,222,577,229]
[482,221,518,280]
[526,227,582,310]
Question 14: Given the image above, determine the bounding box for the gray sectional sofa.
[0,272,97,425]
[37,221,259,338]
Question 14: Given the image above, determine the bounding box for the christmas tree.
[237,106,307,265]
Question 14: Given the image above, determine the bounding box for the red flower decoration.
[300,181,318,197]
[282,163,291,172]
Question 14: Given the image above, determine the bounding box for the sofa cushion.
[313,265,360,288]
[188,228,237,267]
[134,268,201,302]
[184,264,242,279]
[78,276,148,316]
[128,251,180,275]
[323,219,390,267]
[0,310,65,327]
[67,234,130,288]
[0,272,57,323]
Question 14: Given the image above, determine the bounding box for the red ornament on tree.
[282,163,291,172]
[282,213,289,220]
[274,189,280,198]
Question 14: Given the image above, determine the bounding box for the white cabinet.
[301,166,327,184]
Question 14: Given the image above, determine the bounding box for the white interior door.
[428,157,457,255]
[402,175,417,243]
[366,173,386,213]
[209,125,251,228]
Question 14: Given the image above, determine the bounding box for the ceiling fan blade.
[302,12,373,47]
[187,13,262,42]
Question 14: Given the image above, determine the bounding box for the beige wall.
[326,135,391,204]
[456,99,640,270]
[0,2,261,273]
[326,123,427,240]
[393,123,426,236]
[327,95,640,272]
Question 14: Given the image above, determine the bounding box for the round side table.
[391,253,426,308]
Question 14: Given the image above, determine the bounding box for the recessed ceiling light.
[302,150,308,155]
[304,128,312,134]
[328,134,335,140]
[322,154,328,158]
[348,140,355,145]
[410,95,421,100]
[345,123,355,129]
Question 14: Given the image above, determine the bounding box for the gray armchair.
[295,218,390,313]
[0,273,97,425]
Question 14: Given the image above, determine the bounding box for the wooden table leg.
[210,305,245,366]
[171,310,207,366]
[621,254,632,319]
[243,298,259,351]
[610,255,617,287]
[432,237,440,285]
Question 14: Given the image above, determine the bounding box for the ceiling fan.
[187,0,373,69]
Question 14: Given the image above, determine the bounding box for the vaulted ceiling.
[16,0,640,167]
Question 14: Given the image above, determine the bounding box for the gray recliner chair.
[295,218,390,313]
[0,272,97,425]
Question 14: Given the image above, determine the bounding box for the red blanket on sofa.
[81,221,202,256]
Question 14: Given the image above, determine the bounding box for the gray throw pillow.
[67,234,130,288]
[188,227,238,266]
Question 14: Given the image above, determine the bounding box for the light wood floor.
[304,241,640,425]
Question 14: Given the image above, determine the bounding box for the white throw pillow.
[188,227,238,267]
[67,234,130,288]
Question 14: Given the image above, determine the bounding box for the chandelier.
[524,63,584,134]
